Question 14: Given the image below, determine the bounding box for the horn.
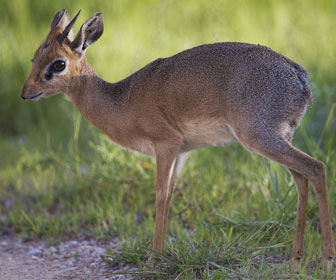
[60,10,81,41]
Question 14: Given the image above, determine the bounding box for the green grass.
[1,0,336,279]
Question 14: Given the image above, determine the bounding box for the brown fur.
[20,10,334,269]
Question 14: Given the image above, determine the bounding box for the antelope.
[20,9,334,269]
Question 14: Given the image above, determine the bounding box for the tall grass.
[0,0,335,278]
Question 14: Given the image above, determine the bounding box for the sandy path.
[0,250,64,280]
[0,235,134,280]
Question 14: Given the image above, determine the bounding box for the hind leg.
[236,133,334,269]
[162,152,189,246]
[289,169,308,270]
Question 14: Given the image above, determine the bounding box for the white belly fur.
[180,118,237,152]
[114,118,237,156]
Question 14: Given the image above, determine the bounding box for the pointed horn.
[60,10,81,41]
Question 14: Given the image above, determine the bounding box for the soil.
[0,234,134,280]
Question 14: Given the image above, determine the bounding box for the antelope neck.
[68,60,130,134]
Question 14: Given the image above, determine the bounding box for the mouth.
[29,93,43,101]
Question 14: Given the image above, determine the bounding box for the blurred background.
[0,0,335,265]
[1,0,335,138]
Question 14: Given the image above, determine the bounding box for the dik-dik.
[20,10,334,269]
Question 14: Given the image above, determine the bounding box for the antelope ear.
[71,12,104,55]
[60,10,81,42]
[50,9,79,41]
[50,9,69,30]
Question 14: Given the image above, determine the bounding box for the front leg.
[148,146,178,263]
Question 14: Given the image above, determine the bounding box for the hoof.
[146,254,160,266]
[321,257,333,271]
[290,256,302,272]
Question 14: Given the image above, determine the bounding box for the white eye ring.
[45,58,68,80]
[52,60,66,72]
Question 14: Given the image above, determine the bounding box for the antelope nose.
[20,79,32,100]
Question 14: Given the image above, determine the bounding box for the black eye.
[52,60,66,72]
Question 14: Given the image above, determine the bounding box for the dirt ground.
[0,234,134,280]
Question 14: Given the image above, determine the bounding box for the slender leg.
[289,169,309,270]
[238,136,335,269]
[162,152,190,246]
[310,167,335,270]
[148,147,177,263]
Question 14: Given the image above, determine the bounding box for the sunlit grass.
[1,108,335,277]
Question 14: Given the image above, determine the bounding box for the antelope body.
[20,10,335,269]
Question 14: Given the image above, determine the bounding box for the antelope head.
[20,9,104,101]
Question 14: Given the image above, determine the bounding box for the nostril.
[21,95,26,100]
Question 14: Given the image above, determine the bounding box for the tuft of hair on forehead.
[31,43,48,63]
[31,35,76,64]
[42,9,80,49]
[31,35,60,63]
[30,10,87,63]
[44,25,66,47]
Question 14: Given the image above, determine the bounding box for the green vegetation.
[0,0,335,278]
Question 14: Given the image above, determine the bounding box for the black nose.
[21,95,27,100]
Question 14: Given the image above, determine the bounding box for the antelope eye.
[52,60,66,72]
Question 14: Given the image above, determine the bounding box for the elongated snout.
[20,88,29,100]
[20,79,44,101]
[20,80,31,100]
[20,80,29,100]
